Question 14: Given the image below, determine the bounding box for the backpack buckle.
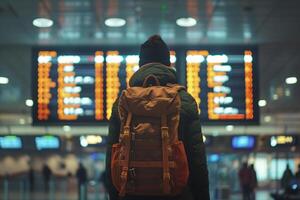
[161,127,169,138]
[129,168,136,178]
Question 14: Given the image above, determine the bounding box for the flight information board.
[32,47,258,125]
[186,48,258,124]
[32,48,176,124]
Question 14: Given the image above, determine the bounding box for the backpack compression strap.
[119,112,133,197]
[161,114,171,194]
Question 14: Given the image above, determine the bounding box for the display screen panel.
[32,48,176,124]
[231,136,256,149]
[186,47,258,124]
[270,135,297,147]
[0,136,22,149]
[32,47,258,125]
[35,135,60,150]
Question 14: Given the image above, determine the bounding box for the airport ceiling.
[0,0,300,130]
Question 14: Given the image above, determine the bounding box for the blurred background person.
[28,165,35,192]
[249,164,257,200]
[295,164,300,182]
[42,163,52,192]
[281,164,294,193]
[76,162,87,200]
[239,162,251,200]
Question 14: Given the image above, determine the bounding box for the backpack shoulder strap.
[119,112,132,197]
[161,114,171,194]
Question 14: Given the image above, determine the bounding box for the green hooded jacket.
[105,63,210,200]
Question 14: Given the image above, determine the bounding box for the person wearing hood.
[105,35,210,200]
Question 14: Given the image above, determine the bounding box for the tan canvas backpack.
[111,75,189,197]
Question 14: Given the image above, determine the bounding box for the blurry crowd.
[281,164,300,194]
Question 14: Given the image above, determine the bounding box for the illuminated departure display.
[32,47,258,125]
[186,48,258,123]
[33,49,105,124]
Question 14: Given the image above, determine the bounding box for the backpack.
[111,75,189,197]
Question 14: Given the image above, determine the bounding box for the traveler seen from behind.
[105,35,210,200]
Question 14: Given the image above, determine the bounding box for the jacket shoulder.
[178,90,199,120]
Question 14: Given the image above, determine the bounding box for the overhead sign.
[270,135,297,147]
[35,135,60,150]
[0,135,22,149]
[80,135,105,147]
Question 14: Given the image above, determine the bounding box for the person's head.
[139,35,170,67]
[242,162,248,168]
[250,164,254,169]
[286,164,290,169]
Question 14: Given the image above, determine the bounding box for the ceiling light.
[258,100,267,107]
[176,17,197,27]
[285,77,297,85]
[226,125,234,132]
[32,18,54,28]
[25,99,34,107]
[63,125,71,132]
[0,77,9,84]
[105,18,126,27]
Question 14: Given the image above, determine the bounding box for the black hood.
[129,63,177,87]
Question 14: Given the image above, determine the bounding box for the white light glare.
[63,125,71,132]
[244,55,253,63]
[64,65,74,72]
[213,75,229,83]
[19,118,25,125]
[58,55,80,63]
[202,135,206,143]
[32,18,53,28]
[207,55,228,63]
[126,55,139,64]
[105,18,126,27]
[258,100,267,107]
[264,115,272,123]
[170,55,177,63]
[38,55,52,63]
[226,125,234,132]
[94,55,104,63]
[133,65,139,72]
[25,99,34,107]
[270,136,277,147]
[213,65,232,72]
[106,55,124,63]
[186,55,205,63]
[285,77,297,85]
[176,17,197,27]
[0,77,9,84]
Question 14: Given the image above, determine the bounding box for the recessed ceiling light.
[258,100,267,107]
[25,99,34,107]
[226,125,234,132]
[105,18,126,27]
[285,77,297,85]
[0,77,9,84]
[32,18,53,28]
[176,17,197,27]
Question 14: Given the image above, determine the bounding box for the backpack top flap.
[118,85,182,118]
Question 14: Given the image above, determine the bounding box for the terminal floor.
[0,190,273,200]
